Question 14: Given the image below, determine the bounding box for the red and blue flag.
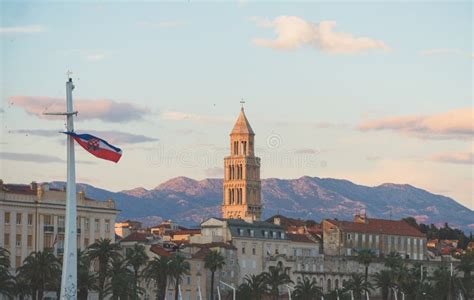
[64,132,122,163]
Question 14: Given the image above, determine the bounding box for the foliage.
[126,243,149,299]
[343,274,372,300]
[0,247,15,298]
[204,249,226,300]
[237,274,267,300]
[78,249,97,300]
[168,253,190,300]
[17,250,60,300]
[87,238,122,300]
[106,257,136,300]
[143,255,171,300]
[262,265,292,300]
[292,277,322,300]
[356,249,376,284]
[372,270,391,300]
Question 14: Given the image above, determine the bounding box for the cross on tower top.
[240,98,245,109]
[66,70,73,79]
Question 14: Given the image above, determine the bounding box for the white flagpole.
[60,76,78,299]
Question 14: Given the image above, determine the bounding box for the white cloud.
[358,107,474,140]
[0,25,45,34]
[430,151,473,165]
[251,16,390,54]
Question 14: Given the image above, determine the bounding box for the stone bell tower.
[222,107,262,221]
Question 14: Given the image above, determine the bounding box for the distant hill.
[50,176,474,232]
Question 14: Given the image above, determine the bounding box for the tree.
[0,247,15,298]
[372,270,391,300]
[237,274,267,300]
[457,250,474,298]
[384,251,403,271]
[204,249,226,300]
[17,250,60,300]
[292,277,322,300]
[343,274,372,300]
[87,238,121,300]
[126,244,149,299]
[262,266,292,300]
[168,253,190,300]
[143,256,171,300]
[356,249,376,284]
[78,249,97,300]
[106,257,135,300]
[431,265,465,300]
[13,274,31,300]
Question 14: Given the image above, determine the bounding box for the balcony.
[44,225,54,233]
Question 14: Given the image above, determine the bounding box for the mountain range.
[50,176,474,232]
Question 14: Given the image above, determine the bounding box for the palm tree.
[78,249,97,300]
[106,257,135,300]
[262,266,292,300]
[292,277,322,300]
[143,256,171,300]
[457,250,474,298]
[238,274,267,300]
[168,253,190,300]
[0,247,15,298]
[17,250,60,300]
[204,249,226,300]
[431,265,465,300]
[343,274,372,300]
[384,251,403,271]
[87,238,121,300]
[13,274,31,300]
[372,270,392,300]
[126,244,149,299]
[356,249,376,284]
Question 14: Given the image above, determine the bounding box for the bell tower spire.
[222,105,262,221]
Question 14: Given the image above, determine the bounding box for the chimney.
[274,217,281,225]
[30,181,38,192]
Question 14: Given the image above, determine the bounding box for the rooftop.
[325,218,425,237]
[231,108,254,135]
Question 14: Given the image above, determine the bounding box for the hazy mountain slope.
[50,176,474,231]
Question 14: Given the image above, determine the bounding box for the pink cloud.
[358,108,473,139]
[251,16,390,54]
[414,215,430,223]
[430,151,473,165]
[8,96,150,123]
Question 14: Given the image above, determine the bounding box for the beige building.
[0,180,119,269]
[322,214,427,260]
[197,217,321,285]
[114,219,142,238]
[222,107,262,221]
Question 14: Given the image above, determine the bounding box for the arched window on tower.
[243,141,247,155]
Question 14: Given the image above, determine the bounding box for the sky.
[0,1,472,210]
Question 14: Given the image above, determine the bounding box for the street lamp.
[220,280,236,300]
[286,284,294,300]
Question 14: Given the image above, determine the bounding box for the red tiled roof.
[120,232,150,243]
[326,218,425,237]
[287,233,317,244]
[183,242,236,250]
[192,248,211,259]
[170,229,201,236]
[150,245,171,257]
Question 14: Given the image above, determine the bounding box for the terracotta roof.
[183,242,237,250]
[170,229,201,236]
[286,233,317,244]
[120,232,150,243]
[266,215,307,227]
[326,218,425,237]
[150,245,171,257]
[192,248,211,259]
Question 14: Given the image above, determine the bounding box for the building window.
[105,220,110,232]
[252,247,256,255]
[272,232,277,239]
[241,247,246,254]
[250,229,255,237]
[27,214,33,226]
[44,234,53,248]
[15,256,21,268]
[186,276,191,285]
[44,215,52,225]
[4,212,10,224]
[84,238,89,246]
[4,233,9,246]
[16,213,22,225]
[27,235,33,247]
[16,234,21,247]
[85,219,90,230]
[347,233,351,240]
[95,219,100,232]
[58,216,65,228]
